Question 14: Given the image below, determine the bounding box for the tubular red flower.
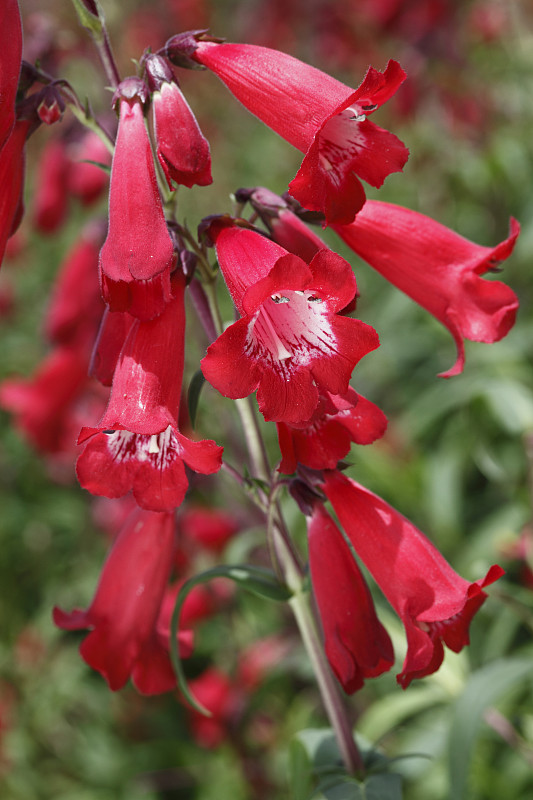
[0,119,30,268]
[99,94,175,320]
[190,41,408,224]
[307,503,394,693]
[323,470,504,687]
[0,0,22,151]
[77,272,223,511]
[148,59,212,188]
[332,202,520,376]
[53,508,193,695]
[201,226,379,423]
[277,387,387,473]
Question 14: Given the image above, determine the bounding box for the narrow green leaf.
[289,738,313,800]
[79,159,111,174]
[187,369,206,429]
[448,656,533,799]
[170,565,291,714]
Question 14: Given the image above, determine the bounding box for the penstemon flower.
[201,223,379,423]
[167,34,408,224]
[307,501,394,693]
[77,271,223,512]
[53,507,194,695]
[144,53,212,189]
[98,79,175,321]
[0,0,22,152]
[323,470,504,687]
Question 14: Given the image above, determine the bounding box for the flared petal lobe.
[323,471,504,687]
[333,202,519,376]
[277,388,388,473]
[307,504,394,693]
[99,96,175,320]
[53,508,193,694]
[191,42,407,224]
[201,227,379,423]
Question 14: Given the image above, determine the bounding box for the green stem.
[289,590,365,776]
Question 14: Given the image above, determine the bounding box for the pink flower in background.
[277,387,387,473]
[66,130,111,206]
[99,79,175,320]
[77,272,223,512]
[323,470,504,687]
[54,508,193,695]
[0,0,22,151]
[201,225,379,423]
[333,202,519,376]
[172,36,408,224]
[145,53,212,189]
[307,502,394,693]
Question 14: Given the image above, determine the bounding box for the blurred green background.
[1,1,532,798]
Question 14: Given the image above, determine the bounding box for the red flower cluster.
[0,11,517,705]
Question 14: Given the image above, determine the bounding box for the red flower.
[77,272,223,512]
[99,80,175,320]
[186,668,238,748]
[53,508,193,695]
[201,226,379,423]
[277,387,387,473]
[0,119,30,268]
[145,54,212,189]
[179,38,408,224]
[333,202,519,376]
[179,505,239,553]
[45,221,105,346]
[0,0,22,151]
[307,503,394,693]
[323,470,504,688]
[67,130,111,206]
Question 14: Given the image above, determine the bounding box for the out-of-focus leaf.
[448,657,533,800]
[484,380,533,434]
[289,737,313,800]
[170,565,291,713]
[187,369,206,429]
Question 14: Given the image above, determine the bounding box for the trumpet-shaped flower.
[99,80,175,320]
[53,508,193,694]
[172,36,408,224]
[0,0,22,151]
[77,272,223,511]
[307,503,394,693]
[323,470,504,687]
[200,225,379,423]
[145,54,212,189]
[333,202,519,376]
[277,387,387,473]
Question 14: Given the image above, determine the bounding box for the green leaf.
[170,565,291,714]
[79,159,111,174]
[313,773,403,800]
[187,369,206,429]
[448,656,533,799]
[289,738,313,800]
[71,0,104,37]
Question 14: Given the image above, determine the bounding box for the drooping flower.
[77,271,223,512]
[323,470,504,687]
[0,119,31,268]
[332,201,519,376]
[167,35,408,224]
[53,508,193,695]
[45,221,105,346]
[0,0,22,151]
[307,502,394,693]
[99,78,175,320]
[144,53,212,189]
[201,224,379,423]
[277,387,387,473]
